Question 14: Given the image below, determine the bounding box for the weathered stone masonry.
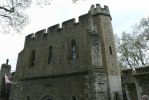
[10,4,123,100]
[0,60,11,100]
[122,65,149,100]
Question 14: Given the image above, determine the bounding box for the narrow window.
[27,96,30,100]
[48,46,53,64]
[109,46,112,55]
[31,50,35,66]
[71,96,77,100]
[71,39,77,63]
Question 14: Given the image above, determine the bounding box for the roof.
[121,65,149,76]
[121,65,149,71]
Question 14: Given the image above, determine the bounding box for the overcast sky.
[0,0,149,71]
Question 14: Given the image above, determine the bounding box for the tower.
[0,59,11,100]
[88,4,123,100]
[12,4,123,100]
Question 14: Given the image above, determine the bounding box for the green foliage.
[116,17,149,68]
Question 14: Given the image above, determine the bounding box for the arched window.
[71,39,77,63]
[41,95,54,100]
[48,46,53,64]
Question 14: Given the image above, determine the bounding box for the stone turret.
[1,59,11,74]
[88,4,123,100]
[88,4,110,16]
[0,59,11,100]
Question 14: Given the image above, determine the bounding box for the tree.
[0,0,32,33]
[133,17,149,40]
[0,0,80,34]
[116,17,149,68]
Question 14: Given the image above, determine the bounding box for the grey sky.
[0,0,149,71]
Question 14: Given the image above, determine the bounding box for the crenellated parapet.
[35,29,46,37]
[25,14,89,43]
[62,18,76,28]
[25,29,47,42]
[47,24,60,33]
[25,4,111,45]
[88,4,110,15]
[26,33,35,41]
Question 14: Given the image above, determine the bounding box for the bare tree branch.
[0,6,14,13]
[116,23,149,68]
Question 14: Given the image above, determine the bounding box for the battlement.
[26,33,35,41]
[35,29,46,37]
[48,24,60,33]
[25,4,111,43]
[88,4,110,15]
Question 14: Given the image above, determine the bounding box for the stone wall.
[16,14,91,80]
[121,65,149,100]
[11,73,88,100]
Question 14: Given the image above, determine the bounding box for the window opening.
[71,96,77,100]
[71,39,77,63]
[27,96,30,100]
[109,46,112,55]
[48,46,53,64]
[31,50,35,66]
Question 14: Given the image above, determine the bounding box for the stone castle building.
[10,4,123,100]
